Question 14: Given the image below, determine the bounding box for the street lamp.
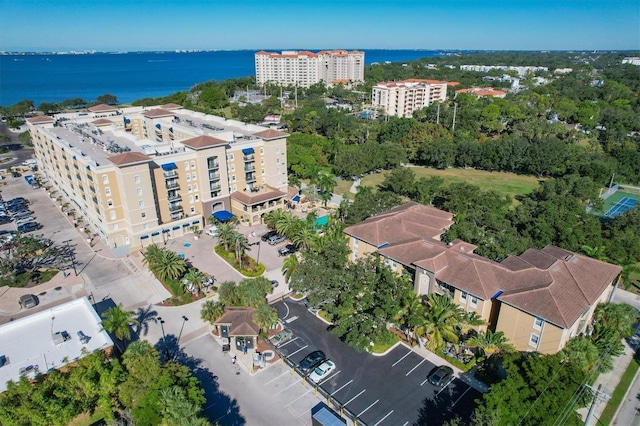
[156,317,170,360]
[62,239,77,276]
[175,316,189,360]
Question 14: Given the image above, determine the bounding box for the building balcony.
[167,192,181,202]
[245,174,256,183]
[210,183,221,191]
[207,161,220,170]
[166,181,180,190]
[168,203,183,213]
[208,171,220,180]
[163,170,177,179]
[243,154,255,162]
[244,164,255,172]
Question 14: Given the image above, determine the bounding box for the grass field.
[347,167,542,203]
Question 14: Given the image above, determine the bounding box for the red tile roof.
[231,185,286,206]
[253,129,289,140]
[107,151,152,166]
[27,115,54,124]
[181,135,227,150]
[161,103,183,110]
[91,118,113,126]
[214,307,259,336]
[88,104,117,113]
[142,108,174,118]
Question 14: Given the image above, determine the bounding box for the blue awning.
[140,235,149,240]
[172,225,181,230]
[182,223,190,227]
[151,231,160,236]
[212,210,235,222]
[155,123,161,129]
[191,220,200,225]
[242,147,254,155]
[161,163,177,171]
[162,228,171,233]
[169,127,173,132]
[292,194,300,202]
[124,117,130,123]
[86,165,91,171]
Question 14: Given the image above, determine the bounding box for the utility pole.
[436,102,440,125]
[451,102,458,133]
[584,384,610,426]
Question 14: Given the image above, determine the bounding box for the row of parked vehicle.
[269,329,336,384]
[260,230,299,256]
[0,196,41,233]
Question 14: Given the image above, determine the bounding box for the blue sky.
[1,0,638,51]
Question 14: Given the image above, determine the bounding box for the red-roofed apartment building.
[255,50,364,88]
[371,79,449,118]
[27,105,291,252]
[344,202,622,354]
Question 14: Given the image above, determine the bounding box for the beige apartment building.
[371,78,448,118]
[27,104,290,252]
[344,202,622,354]
[254,50,365,88]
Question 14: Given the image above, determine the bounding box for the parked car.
[261,230,278,242]
[7,197,28,206]
[278,244,298,256]
[427,365,454,388]
[12,210,34,220]
[15,216,36,226]
[0,216,11,225]
[308,360,336,383]
[267,234,286,245]
[206,225,218,237]
[298,350,326,374]
[19,294,38,309]
[270,328,293,346]
[17,222,41,233]
[7,204,28,213]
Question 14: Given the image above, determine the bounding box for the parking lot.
[271,299,481,425]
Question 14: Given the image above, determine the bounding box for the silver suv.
[267,234,286,245]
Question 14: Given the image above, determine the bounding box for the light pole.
[62,239,77,276]
[175,315,189,360]
[156,317,170,361]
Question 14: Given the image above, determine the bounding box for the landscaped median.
[598,349,640,425]
[214,244,265,277]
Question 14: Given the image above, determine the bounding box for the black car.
[7,197,28,207]
[261,230,278,242]
[8,204,28,213]
[17,222,41,233]
[278,244,298,256]
[298,350,326,374]
[0,216,11,225]
[427,365,454,388]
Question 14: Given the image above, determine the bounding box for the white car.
[206,226,218,237]
[308,360,336,383]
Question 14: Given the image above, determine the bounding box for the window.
[232,175,236,182]
[460,291,468,302]
[190,161,195,169]
[276,157,280,164]
[277,167,281,174]
[107,199,113,207]
[186,174,191,182]
[195,194,200,202]
[141,212,146,218]
[189,195,194,203]
[134,175,140,184]
[529,333,540,347]
[232,185,237,191]
[229,153,234,161]
[262,177,266,183]
[138,200,144,207]
[143,223,148,230]
[193,183,198,191]
[109,211,116,220]
[260,148,264,154]
[184,162,190,170]
[533,317,544,331]
[391,260,397,269]
[187,185,192,192]
[105,187,111,196]
[191,172,196,180]
[353,251,358,261]
[261,168,265,175]
[102,175,109,184]
[276,147,280,154]
[136,188,142,196]
[470,296,478,308]
[230,164,235,172]
[261,158,265,165]
[353,238,359,247]
[190,206,196,214]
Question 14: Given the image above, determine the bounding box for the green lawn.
[360,167,541,202]
[597,350,640,425]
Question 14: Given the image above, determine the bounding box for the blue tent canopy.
[242,147,255,155]
[161,163,177,171]
[155,123,161,129]
[292,194,300,202]
[212,210,235,222]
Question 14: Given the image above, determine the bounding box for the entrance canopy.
[212,210,235,222]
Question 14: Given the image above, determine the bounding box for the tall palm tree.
[275,212,300,239]
[154,250,187,282]
[101,304,140,350]
[200,300,225,325]
[281,254,299,284]
[253,304,279,333]
[459,311,487,336]
[291,226,317,251]
[182,269,205,294]
[414,293,464,351]
[466,330,514,357]
[263,209,285,230]
[619,261,640,290]
[214,222,236,251]
[141,244,163,269]
[232,232,250,268]
[580,245,609,261]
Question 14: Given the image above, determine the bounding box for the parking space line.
[284,387,314,407]
[420,377,430,386]
[286,344,308,358]
[265,370,291,385]
[435,378,456,396]
[373,410,394,426]
[278,336,299,348]
[274,378,305,395]
[405,359,426,376]
[281,302,290,320]
[343,389,366,406]
[451,385,471,407]
[357,399,379,417]
[285,315,298,323]
[392,350,412,367]
[318,370,340,386]
[330,379,353,396]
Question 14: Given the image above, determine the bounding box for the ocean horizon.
[0,49,445,107]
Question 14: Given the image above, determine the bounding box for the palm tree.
[394,292,426,342]
[253,304,279,333]
[154,250,187,282]
[214,222,236,251]
[619,261,640,290]
[414,293,464,351]
[580,245,609,261]
[291,225,317,251]
[275,212,300,239]
[263,209,285,230]
[314,172,337,196]
[560,335,600,373]
[232,232,250,268]
[466,330,514,357]
[182,269,205,294]
[101,304,140,350]
[459,311,487,336]
[281,254,299,284]
[141,244,163,269]
[200,300,225,325]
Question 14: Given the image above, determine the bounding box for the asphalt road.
[273,299,480,425]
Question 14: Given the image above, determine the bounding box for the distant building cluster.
[371,79,450,118]
[459,64,548,77]
[622,57,640,66]
[254,50,364,88]
[27,104,291,250]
